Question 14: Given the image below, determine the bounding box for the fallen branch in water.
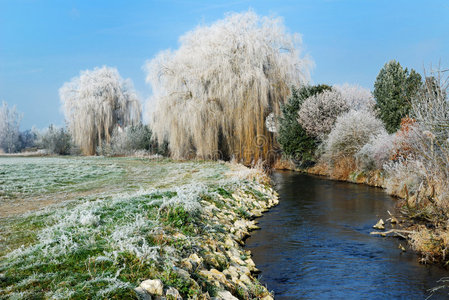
[370,229,415,239]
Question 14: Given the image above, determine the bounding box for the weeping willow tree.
[145,11,312,165]
[60,66,141,155]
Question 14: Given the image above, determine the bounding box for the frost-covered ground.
[0,156,275,299]
[0,156,230,217]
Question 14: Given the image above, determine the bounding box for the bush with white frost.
[411,73,449,142]
[98,124,152,156]
[298,89,349,139]
[356,132,395,171]
[145,11,312,164]
[383,158,427,197]
[38,125,72,155]
[406,71,449,209]
[325,110,386,158]
[333,83,375,112]
[18,128,38,151]
[60,66,141,155]
[404,71,449,208]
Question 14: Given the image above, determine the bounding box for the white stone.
[189,253,202,264]
[234,220,246,229]
[216,290,238,300]
[140,279,163,296]
[223,266,239,281]
[224,236,235,248]
[239,274,252,285]
[245,258,256,269]
[237,265,251,276]
[199,269,228,286]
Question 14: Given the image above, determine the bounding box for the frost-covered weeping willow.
[60,66,141,155]
[145,11,312,164]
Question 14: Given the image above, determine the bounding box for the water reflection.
[245,171,449,299]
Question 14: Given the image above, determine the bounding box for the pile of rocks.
[136,179,279,299]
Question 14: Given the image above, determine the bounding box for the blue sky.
[1,0,448,129]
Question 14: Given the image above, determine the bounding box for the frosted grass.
[1,186,200,297]
[0,156,124,200]
[0,157,269,298]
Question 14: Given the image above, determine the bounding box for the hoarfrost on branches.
[383,158,427,197]
[97,124,152,156]
[333,83,375,112]
[356,131,395,171]
[60,66,141,155]
[298,89,349,140]
[145,10,312,164]
[411,70,449,142]
[325,109,386,158]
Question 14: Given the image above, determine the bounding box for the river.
[245,171,449,299]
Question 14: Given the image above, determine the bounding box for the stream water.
[245,171,449,299]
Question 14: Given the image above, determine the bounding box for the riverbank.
[245,171,449,299]
[0,157,278,299]
[274,157,449,267]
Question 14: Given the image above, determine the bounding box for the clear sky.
[1,0,448,129]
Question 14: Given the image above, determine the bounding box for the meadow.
[0,156,276,299]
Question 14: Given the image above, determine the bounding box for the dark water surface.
[245,171,449,299]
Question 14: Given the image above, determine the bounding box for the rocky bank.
[135,165,279,300]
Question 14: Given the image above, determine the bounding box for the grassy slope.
[0,157,276,299]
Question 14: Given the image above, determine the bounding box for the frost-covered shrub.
[384,158,427,197]
[393,124,449,208]
[18,128,38,151]
[325,110,386,158]
[60,66,141,155]
[412,74,449,142]
[298,89,349,139]
[124,124,152,151]
[356,132,395,171]
[389,117,424,161]
[145,11,312,164]
[333,83,375,112]
[98,124,152,156]
[406,71,449,209]
[38,125,72,155]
